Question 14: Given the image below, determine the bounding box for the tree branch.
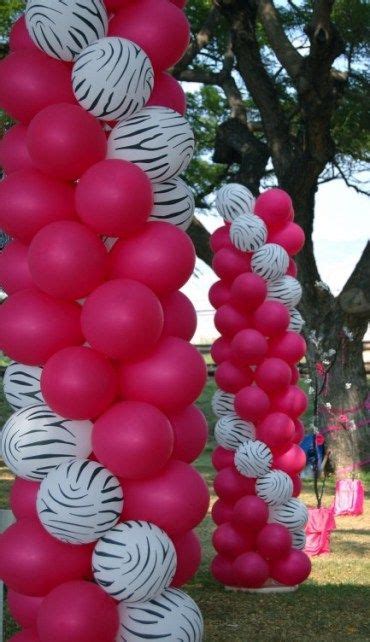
[171,7,220,75]
[338,242,370,317]
[257,0,302,80]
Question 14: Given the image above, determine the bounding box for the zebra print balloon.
[93,521,176,603]
[1,404,92,481]
[256,470,293,506]
[234,439,272,478]
[291,530,306,550]
[211,388,235,417]
[269,498,309,530]
[251,243,289,280]
[3,362,44,410]
[215,184,255,223]
[117,588,204,642]
[149,178,195,231]
[230,213,267,252]
[214,413,255,451]
[267,276,302,308]
[107,107,194,182]
[37,459,123,544]
[288,308,305,333]
[72,37,154,122]
[25,0,108,62]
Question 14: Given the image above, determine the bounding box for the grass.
[1,380,370,641]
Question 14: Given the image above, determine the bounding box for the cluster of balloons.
[209,184,311,590]
[0,1,208,641]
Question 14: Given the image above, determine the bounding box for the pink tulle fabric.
[333,479,365,516]
[305,507,336,556]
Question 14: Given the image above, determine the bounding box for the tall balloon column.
[209,184,312,591]
[0,1,209,641]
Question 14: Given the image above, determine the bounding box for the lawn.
[1,379,370,641]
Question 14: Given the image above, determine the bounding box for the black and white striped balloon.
[288,308,305,333]
[256,470,293,506]
[25,0,108,61]
[267,276,302,308]
[211,389,235,417]
[72,37,154,121]
[235,439,272,478]
[1,404,92,481]
[117,588,204,642]
[230,213,267,252]
[149,178,195,231]
[37,459,123,544]
[3,362,44,410]
[269,498,309,530]
[93,521,176,603]
[251,243,289,280]
[215,184,255,222]
[107,107,194,182]
[291,530,306,550]
[215,413,255,451]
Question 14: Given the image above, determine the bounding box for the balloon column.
[209,184,311,590]
[0,1,209,640]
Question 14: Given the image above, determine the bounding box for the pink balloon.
[214,466,256,503]
[215,360,254,394]
[168,404,208,463]
[255,357,292,393]
[252,301,290,337]
[41,346,118,420]
[109,222,195,296]
[10,478,40,520]
[121,460,210,537]
[0,50,75,124]
[76,159,153,237]
[109,0,190,71]
[231,273,267,312]
[292,474,302,497]
[212,247,251,282]
[0,519,93,596]
[0,241,33,294]
[27,104,107,181]
[169,0,187,7]
[147,72,186,114]
[272,385,308,418]
[211,337,232,364]
[212,499,234,526]
[254,188,292,231]
[37,581,119,642]
[235,385,270,423]
[292,418,305,444]
[210,225,232,253]
[268,222,305,256]
[211,555,236,586]
[269,549,311,585]
[28,221,108,300]
[212,446,235,471]
[81,279,163,360]
[287,257,298,277]
[231,329,268,366]
[119,336,207,413]
[257,412,295,449]
[9,631,40,642]
[233,551,270,588]
[256,524,292,560]
[0,169,76,243]
[232,495,269,532]
[273,444,307,475]
[93,400,173,479]
[9,16,37,52]
[0,289,83,366]
[171,530,201,587]
[213,522,254,559]
[104,0,130,10]
[161,291,197,341]
[291,364,300,385]
[268,332,307,365]
[208,280,231,309]
[214,304,249,338]
[7,590,43,629]
[0,124,33,174]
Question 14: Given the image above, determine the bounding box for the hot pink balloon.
[292,418,305,444]
[210,225,232,253]
[255,357,292,393]
[214,466,256,503]
[214,304,249,338]
[231,329,268,366]
[268,222,305,256]
[233,551,270,588]
[93,400,173,479]
[168,404,208,463]
[254,188,292,231]
[0,124,33,174]
[0,289,83,366]
[256,524,292,560]
[272,385,308,418]
[208,281,231,309]
[270,549,311,585]
[7,590,43,630]
[161,291,197,341]
[171,530,201,587]
[252,301,290,337]
[215,360,254,394]
[28,221,108,300]
[0,241,33,294]
[257,412,295,449]
[287,257,298,277]
[0,169,76,243]
[9,16,37,52]
[121,460,210,537]
[212,247,251,282]
[81,279,163,360]
[10,478,40,520]
[231,273,267,312]
[211,555,236,586]
[0,50,75,124]
[235,385,270,423]
[41,346,118,420]
[232,495,268,532]
[213,522,254,559]
[211,337,232,364]
[109,222,195,296]
[273,444,307,475]
[0,519,93,596]
[9,631,40,642]
[292,474,302,496]
[76,159,153,237]
[291,364,300,385]
[212,446,235,471]
[104,0,129,10]
[269,332,307,365]
[27,104,107,181]
[37,581,119,642]
[147,72,186,114]
[212,499,234,526]
[109,0,190,71]
[169,0,187,7]
[119,336,207,413]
